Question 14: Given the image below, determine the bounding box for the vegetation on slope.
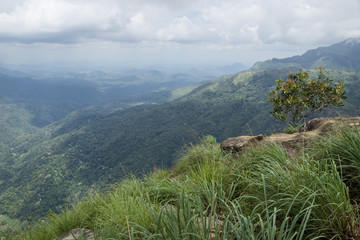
[251,38,360,72]
[2,39,360,226]
[0,68,289,221]
[2,67,360,223]
[4,122,360,239]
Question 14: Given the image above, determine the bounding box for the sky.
[0,0,360,69]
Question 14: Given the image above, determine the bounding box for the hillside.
[1,39,360,226]
[3,68,360,223]
[251,38,360,72]
[5,117,360,239]
[0,67,214,127]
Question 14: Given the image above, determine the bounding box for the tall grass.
[312,122,360,198]
[5,134,360,239]
[225,176,319,240]
[121,176,319,240]
[234,141,355,238]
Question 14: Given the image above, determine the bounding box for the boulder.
[300,117,360,132]
[220,135,264,153]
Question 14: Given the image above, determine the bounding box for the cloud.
[0,0,126,43]
[253,0,360,45]
[0,0,360,66]
[1,0,360,46]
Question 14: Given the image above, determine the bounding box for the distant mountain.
[0,68,285,219]
[3,67,360,220]
[0,74,103,127]
[1,39,360,222]
[251,38,360,72]
[0,69,204,127]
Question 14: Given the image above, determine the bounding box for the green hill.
[1,39,360,227]
[5,120,360,239]
[2,68,360,222]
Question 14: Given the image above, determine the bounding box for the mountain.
[251,38,360,72]
[1,39,360,224]
[0,68,208,127]
[6,118,360,239]
[3,68,360,221]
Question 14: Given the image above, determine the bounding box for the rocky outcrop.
[220,117,360,159]
[300,117,360,132]
[220,135,264,153]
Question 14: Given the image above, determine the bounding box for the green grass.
[311,122,360,198]
[4,131,360,239]
[238,142,354,238]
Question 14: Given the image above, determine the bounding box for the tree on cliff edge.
[268,67,346,129]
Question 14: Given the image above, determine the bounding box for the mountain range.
[251,38,360,72]
[1,38,360,227]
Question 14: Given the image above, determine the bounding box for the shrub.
[269,67,346,128]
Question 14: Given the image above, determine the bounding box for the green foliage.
[250,38,360,72]
[0,68,288,221]
[7,129,360,240]
[239,142,354,238]
[2,67,360,224]
[269,67,346,127]
[2,41,360,237]
[311,121,360,200]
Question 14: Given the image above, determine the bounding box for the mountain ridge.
[1,39,360,226]
[7,116,360,239]
[251,38,360,72]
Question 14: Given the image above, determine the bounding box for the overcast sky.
[0,0,359,68]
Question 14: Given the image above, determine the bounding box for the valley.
[1,38,360,231]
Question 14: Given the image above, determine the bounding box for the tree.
[268,67,346,128]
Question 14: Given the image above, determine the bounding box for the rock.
[300,117,360,133]
[221,117,360,159]
[54,228,97,240]
[220,135,264,153]
[267,132,312,160]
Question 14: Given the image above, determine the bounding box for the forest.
[1,39,360,235]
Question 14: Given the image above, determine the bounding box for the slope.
[3,67,360,221]
[2,39,360,222]
[7,120,360,239]
[251,38,360,72]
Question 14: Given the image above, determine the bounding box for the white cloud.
[1,0,359,45]
[156,16,207,42]
[0,0,126,42]
[0,0,359,65]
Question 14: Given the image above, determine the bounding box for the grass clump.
[312,122,360,199]
[5,131,360,239]
[238,142,354,238]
